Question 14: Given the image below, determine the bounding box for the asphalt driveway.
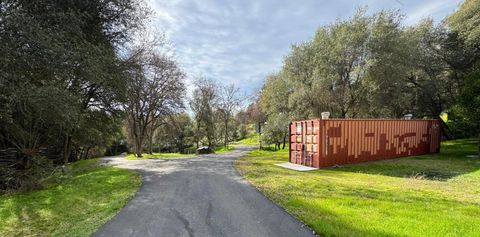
[94,146,315,237]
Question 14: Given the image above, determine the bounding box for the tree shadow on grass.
[328,139,480,181]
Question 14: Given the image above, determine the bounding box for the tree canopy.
[258,4,480,149]
[0,0,148,190]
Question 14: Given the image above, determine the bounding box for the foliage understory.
[235,139,480,237]
[0,159,141,237]
[126,153,195,160]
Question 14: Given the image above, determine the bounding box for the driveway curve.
[94,146,315,237]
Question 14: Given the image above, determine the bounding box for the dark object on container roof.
[289,118,441,168]
[197,146,213,154]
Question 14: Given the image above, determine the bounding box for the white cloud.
[147,0,462,97]
[404,0,462,25]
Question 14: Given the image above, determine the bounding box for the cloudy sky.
[148,0,463,98]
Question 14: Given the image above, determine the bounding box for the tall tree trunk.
[477,128,480,156]
[195,121,200,149]
[282,133,287,149]
[224,116,229,148]
[477,120,480,157]
[83,147,91,160]
[113,142,118,156]
[134,132,143,158]
[136,138,143,158]
[259,131,262,149]
[63,134,72,165]
[341,108,347,118]
[148,128,153,155]
[206,124,213,147]
[132,119,145,158]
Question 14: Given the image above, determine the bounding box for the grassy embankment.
[235,139,480,237]
[214,146,235,154]
[234,133,260,146]
[0,159,141,237]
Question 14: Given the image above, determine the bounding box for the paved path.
[94,146,315,237]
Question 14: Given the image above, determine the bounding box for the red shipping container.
[289,119,441,168]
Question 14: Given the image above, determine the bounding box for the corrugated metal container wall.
[289,119,441,168]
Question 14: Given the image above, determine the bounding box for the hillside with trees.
[257,3,480,151]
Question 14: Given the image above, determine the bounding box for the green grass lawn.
[126,152,195,160]
[234,134,260,146]
[214,146,235,154]
[0,159,141,237]
[235,139,480,237]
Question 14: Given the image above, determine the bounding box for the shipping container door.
[303,120,319,167]
[292,122,305,165]
[289,122,295,163]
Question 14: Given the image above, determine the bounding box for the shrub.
[0,156,56,193]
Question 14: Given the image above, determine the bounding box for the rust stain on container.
[289,119,441,168]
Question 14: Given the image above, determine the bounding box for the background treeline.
[149,78,257,154]
[0,0,257,192]
[257,2,480,150]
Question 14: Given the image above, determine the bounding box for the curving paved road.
[94,146,315,237]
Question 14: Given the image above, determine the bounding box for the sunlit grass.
[234,134,260,145]
[235,139,480,237]
[214,146,235,154]
[0,159,141,237]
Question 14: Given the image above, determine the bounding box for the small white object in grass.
[275,163,318,171]
[466,155,479,158]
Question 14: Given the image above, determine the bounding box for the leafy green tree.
[189,78,217,148]
[363,11,413,117]
[447,0,480,47]
[153,113,194,153]
[1,0,147,190]
[125,47,186,157]
[261,113,290,150]
[0,0,146,151]
[282,9,409,119]
[260,73,291,115]
[264,7,475,124]
[455,69,480,154]
[73,110,124,160]
[259,73,292,148]
[401,20,455,118]
[447,0,480,151]
[282,41,319,119]
[217,84,241,148]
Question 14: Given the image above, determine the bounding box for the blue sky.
[148,0,463,98]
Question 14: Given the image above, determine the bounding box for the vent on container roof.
[321,112,330,119]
